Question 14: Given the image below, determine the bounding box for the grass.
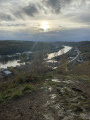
[0,72,90,103]
[0,83,35,103]
[47,81,59,86]
[12,91,23,99]
[22,84,34,93]
[0,72,49,103]
[0,73,46,103]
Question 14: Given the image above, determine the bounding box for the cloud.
[77,13,90,24]
[22,4,39,17]
[13,10,24,20]
[0,0,7,2]
[12,0,74,19]
[44,0,61,14]
[19,0,73,17]
[0,13,14,21]
[0,22,26,27]
[0,0,89,21]
[1,27,90,41]
[0,0,90,42]
[43,0,73,14]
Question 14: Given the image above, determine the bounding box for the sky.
[0,0,90,41]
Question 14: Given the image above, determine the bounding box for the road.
[68,48,81,64]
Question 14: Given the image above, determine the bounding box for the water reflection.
[0,60,25,69]
[47,46,72,60]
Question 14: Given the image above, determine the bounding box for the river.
[0,46,72,69]
[47,46,72,60]
[0,60,25,69]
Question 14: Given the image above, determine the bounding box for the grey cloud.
[64,11,90,24]
[17,0,73,18]
[43,0,73,14]
[0,23,26,27]
[13,11,24,20]
[21,0,72,17]
[45,0,61,14]
[0,0,90,26]
[23,4,39,17]
[0,0,87,21]
[78,13,90,23]
[18,3,47,18]
[43,0,88,14]
[0,0,11,4]
[0,0,6,2]
[0,13,14,21]
[1,28,90,41]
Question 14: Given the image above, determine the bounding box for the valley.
[0,41,90,120]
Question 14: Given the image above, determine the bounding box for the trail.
[0,77,90,120]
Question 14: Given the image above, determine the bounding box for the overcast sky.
[0,0,90,41]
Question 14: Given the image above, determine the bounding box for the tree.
[31,52,47,74]
[57,55,68,74]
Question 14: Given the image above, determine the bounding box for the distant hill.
[78,41,90,61]
[0,40,90,57]
[0,40,63,55]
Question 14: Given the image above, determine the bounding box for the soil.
[0,77,90,120]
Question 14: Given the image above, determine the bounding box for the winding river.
[47,46,72,60]
[0,46,72,69]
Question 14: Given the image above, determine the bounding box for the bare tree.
[31,52,47,74]
[57,54,68,74]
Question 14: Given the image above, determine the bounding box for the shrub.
[12,91,22,99]
[72,61,90,77]
[22,84,34,93]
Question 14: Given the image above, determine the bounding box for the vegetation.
[78,41,90,61]
[0,72,47,102]
[57,55,68,74]
[70,41,90,77]
[71,61,90,77]
[0,41,90,103]
[0,40,63,55]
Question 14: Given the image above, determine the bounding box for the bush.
[22,84,34,93]
[72,61,90,77]
[12,91,22,100]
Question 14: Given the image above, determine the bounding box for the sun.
[40,21,50,31]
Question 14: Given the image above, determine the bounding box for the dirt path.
[0,78,90,120]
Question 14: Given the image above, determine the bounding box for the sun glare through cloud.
[40,21,51,31]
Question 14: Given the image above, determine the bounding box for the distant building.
[3,69,12,76]
[77,59,83,63]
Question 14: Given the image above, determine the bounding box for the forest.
[0,41,63,55]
